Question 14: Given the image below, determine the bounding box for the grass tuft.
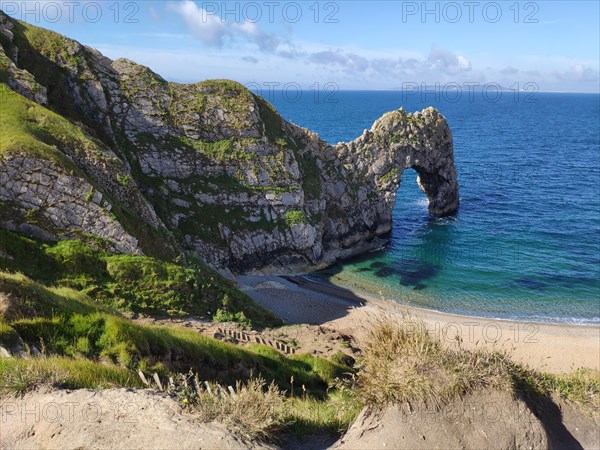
[358,317,512,407]
[173,372,286,441]
[357,317,600,412]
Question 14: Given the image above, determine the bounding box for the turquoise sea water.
[267,91,600,325]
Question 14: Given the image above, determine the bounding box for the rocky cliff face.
[0,11,458,272]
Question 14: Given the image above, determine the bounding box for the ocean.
[266,90,600,325]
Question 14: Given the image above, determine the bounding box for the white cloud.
[164,1,476,84]
[242,56,259,64]
[92,41,600,92]
[233,21,281,52]
[427,46,472,74]
[308,50,370,72]
[168,0,281,52]
[167,0,229,47]
[305,46,471,80]
[554,64,599,82]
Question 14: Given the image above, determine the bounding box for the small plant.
[212,295,251,328]
[85,190,94,202]
[116,174,130,187]
[379,168,400,184]
[275,138,288,148]
[285,209,306,227]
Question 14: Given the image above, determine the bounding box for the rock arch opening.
[394,167,431,218]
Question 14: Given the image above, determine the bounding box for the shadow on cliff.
[514,385,585,449]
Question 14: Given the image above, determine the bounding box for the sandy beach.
[237,275,600,373]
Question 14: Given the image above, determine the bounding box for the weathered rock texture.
[0,154,141,254]
[0,11,459,272]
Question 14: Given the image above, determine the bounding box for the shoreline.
[237,274,600,373]
[299,274,600,328]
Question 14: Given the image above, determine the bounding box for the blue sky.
[2,1,599,92]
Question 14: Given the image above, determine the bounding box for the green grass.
[0,355,361,441]
[0,356,143,397]
[0,229,281,327]
[0,268,339,396]
[213,294,251,327]
[197,79,251,95]
[196,79,256,129]
[173,372,363,441]
[0,272,108,321]
[0,71,92,162]
[100,254,220,317]
[0,83,81,169]
[132,128,256,167]
[283,390,363,436]
[0,51,10,83]
[243,344,351,397]
[174,375,286,441]
[513,367,600,409]
[255,95,287,143]
[177,204,286,247]
[0,320,21,350]
[21,25,76,66]
[3,301,345,397]
[0,357,361,442]
[253,95,323,201]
